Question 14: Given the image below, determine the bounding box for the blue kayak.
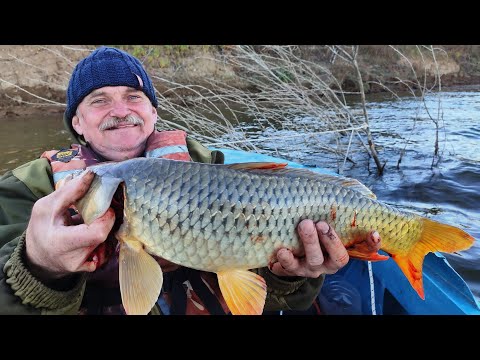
[215,148,480,315]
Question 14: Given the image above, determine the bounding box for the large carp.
[74,157,474,315]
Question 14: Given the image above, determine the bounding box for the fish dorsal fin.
[286,170,376,199]
[230,164,377,199]
[118,239,163,315]
[217,269,267,315]
[314,173,377,199]
[227,162,288,170]
[76,174,123,225]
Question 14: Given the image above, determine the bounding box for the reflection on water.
[0,90,479,302]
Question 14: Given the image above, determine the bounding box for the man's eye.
[91,99,106,105]
[128,95,141,100]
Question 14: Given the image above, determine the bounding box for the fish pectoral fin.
[346,240,390,262]
[227,162,288,170]
[217,270,267,315]
[119,240,163,315]
[76,174,123,225]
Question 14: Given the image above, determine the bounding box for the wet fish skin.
[108,159,300,271]
[108,159,413,268]
[78,157,474,314]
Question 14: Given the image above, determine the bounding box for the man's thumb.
[54,170,95,210]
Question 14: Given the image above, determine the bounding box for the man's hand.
[25,170,116,284]
[270,220,381,278]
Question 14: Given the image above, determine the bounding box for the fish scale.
[80,156,474,307]
[132,161,299,269]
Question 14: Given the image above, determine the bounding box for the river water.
[1,90,479,303]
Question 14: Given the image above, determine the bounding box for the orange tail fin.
[392,218,474,300]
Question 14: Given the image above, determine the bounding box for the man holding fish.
[0,47,382,315]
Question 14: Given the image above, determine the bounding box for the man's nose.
[109,100,131,118]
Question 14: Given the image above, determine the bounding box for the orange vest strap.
[145,130,191,161]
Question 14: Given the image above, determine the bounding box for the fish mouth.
[88,184,125,268]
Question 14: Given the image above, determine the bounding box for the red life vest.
[41,130,229,315]
[41,130,192,189]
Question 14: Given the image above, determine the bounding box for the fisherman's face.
[72,86,157,161]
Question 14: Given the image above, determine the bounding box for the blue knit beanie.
[64,46,158,141]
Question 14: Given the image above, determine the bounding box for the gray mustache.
[99,115,144,131]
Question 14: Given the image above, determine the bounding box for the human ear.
[152,107,158,122]
[72,115,84,135]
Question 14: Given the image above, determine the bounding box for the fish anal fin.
[346,233,389,261]
[217,269,267,315]
[227,162,288,171]
[119,239,163,315]
[347,246,390,261]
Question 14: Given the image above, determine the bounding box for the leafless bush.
[154,45,379,174]
[1,45,446,175]
[157,45,444,174]
[366,45,446,169]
